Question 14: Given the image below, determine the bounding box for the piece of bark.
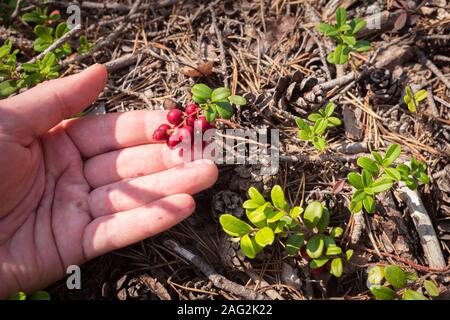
[350,212,366,245]
[398,183,446,269]
[375,45,415,70]
[334,141,369,154]
[342,105,364,140]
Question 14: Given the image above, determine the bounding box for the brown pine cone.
[367,68,401,104]
[218,232,247,270]
[211,190,244,219]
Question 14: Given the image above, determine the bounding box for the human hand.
[0,64,218,298]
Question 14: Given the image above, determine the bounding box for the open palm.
[0,65,218,298]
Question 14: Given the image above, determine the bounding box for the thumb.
[1,64,108,137]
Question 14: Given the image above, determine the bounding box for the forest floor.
[2,0,450,300]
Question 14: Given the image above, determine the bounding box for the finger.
[84,143,186,188]
[1,64,107,137]
[88,159,218,218]
[83,193,195,259]
[64,110,169,158]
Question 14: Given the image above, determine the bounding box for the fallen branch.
[397,182,446,269]
[164,240,266,300]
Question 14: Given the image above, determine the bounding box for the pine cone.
[218,232,247,270]
[211,190,244,219]
[183,278,216,300]
[367,68,401,104]
[234,93,271,130]
[230,164,276,194]
[273,70,326,115]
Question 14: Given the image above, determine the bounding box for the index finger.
[63,110,169,158]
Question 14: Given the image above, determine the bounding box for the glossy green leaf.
[384,265,407,290]
[350,17,367,35]
[383,144,401,167]
[327,116,341,127]
[306,235,324,259]
[313,118,328,135]
[330,258,343,277]
[215,101,234,119]
[285,233,304,255]
[384,167,401,181]
[402,289,428,300]
[247,203,269,225]
[326,244,342,256]
[370,286,396,300]
[414,89,427,103]
[372,151,383,165]
[345,249,354,261]
[303,201,323,230]
[316,207,330,233]
[254,227,275,247]
[55,22,69,39]
[228,95,247,105]
[371,178,393,194]
[34,25,53,42]
[271,185,286,210]
[361,169,373,188]
[248,187,265,205]
[310,256,329,268]
[330,227,343,238]
[331,44,350,65]
[368,266,384,284]
[0,80,19,97]
[308,113,322,122]
[335,8,347,27]
[423,280,439,297]
[324,102,335,117]
[265,209,285,223]
[354,40,371,52]
[191,83,213,100]
[341,35,356,47]
[316,23,336,34]
[349,200,363,213]
[240,234,256,259]
[211,87,231,102]
[7,291,27,300]
[312,136,327,151]
[219,214,252,237]
[289,206,303,219]
[357,157,379,175]
[348,172,364,189]
[243,199,261,209]
[204,104,217,123]
[363,195,376,213]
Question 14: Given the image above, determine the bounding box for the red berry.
[166,134,180,149]
[167,109,183,126]
[158,124,171,132]
[310,265,327,275]
[178,126,194,142]
[153,129,167,141]
[194,116,209,132]
[185,104,199,115]
[186,115,196,127]
[300,247,311,261]
[50,10,60,16]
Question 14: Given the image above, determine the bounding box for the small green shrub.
[404,85,427,113]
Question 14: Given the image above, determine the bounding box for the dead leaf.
[332,179,346,194]
[180,61,214,77]
[263,16,297,47]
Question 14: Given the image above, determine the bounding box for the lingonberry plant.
[347,144,430,214]
[152,83,246,149]
[33,22,73,58]
[368,265,440,300]
[219,185,353,277]
[295,102,341,151]
[404,85,427,113]
[22,7,61,25]
[317,8,371,65]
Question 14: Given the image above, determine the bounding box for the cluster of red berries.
[152,104,215,149]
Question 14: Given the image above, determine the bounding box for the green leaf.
[306,235,324,259]
[34,25,53,42]
[247,203,269,225]
[316,23,336,34]
[326,244,342,256]
[371,178,393,194]
[327,117,341,127]
[303,201,323,230]
[330,227,343,238]
[384,167,401,181]
[330,258,343,277]
[271,185,286,210]
[248,187,265,205]
[55,22,69,39]
[316,207,330,233]
[308,113,322,122]
[228,95,247,105]
[368,266,385,284]
[372,151,383,165]
[406,101,416,113]
[0,80,19,97]
[310,256,329,269]
[211,87,231,102]
[349,200,363,213]
[357,157,379,175]
[361,169,373,188]
[402,289,428,300]
[414,89,427,103]
[289,206,303,219]
[350,17,367,35]
[29,291,51,300]
[215,101,234,119]
[354,40,371,52]
[348,172,364,189]
[265,209,285,223]
[416,172,430,184]
[353,190,366,202]
[285,233,304,255]
[0,42,12,59]
[370,286,396,300]
[219,214,252,237]
[383,144,401,167]
[243,200,261,209]
[333,44,350,65]
[313,118,328,135]
[312,136,327,151]
[363,195,376,213]
[423,280,439,297]
[345,249,353,261]
[191,84,213,100]
[7,291,27,300]
[205,104,217,123]
[295,118,310,132]
[240,234,256,259]
[254,227,275,247]
[341,35,356,47]
[384,265,407,290]
[192,95,206,104]
[324,102,335,117]
[335,8,347,27]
